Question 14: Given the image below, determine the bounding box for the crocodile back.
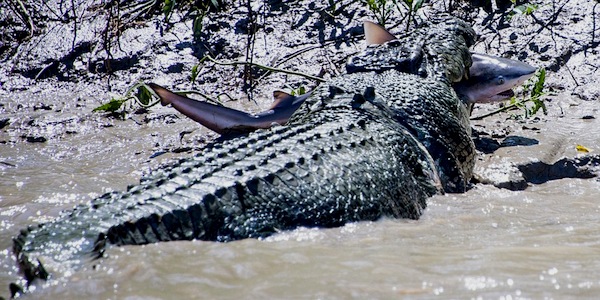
[292,71,474,193]
[14,86,441,280]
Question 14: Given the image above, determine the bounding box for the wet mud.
[1,0,600,298]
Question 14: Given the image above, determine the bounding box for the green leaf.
[298,86,306,95]
[290,86,307,96]
[163,0,175,22]
[136,86,153,106]
[193,14,204,38]
[513,5,523,14]
[92,98,127,112]
[512,3,538,16]
[531,69,546,98]
[190,64,199,83]
[413,0,424,11]
[523,4,538,15]
[530,98,546,115]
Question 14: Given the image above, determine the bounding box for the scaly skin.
[12,14,475,290]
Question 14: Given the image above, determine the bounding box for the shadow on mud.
[473,133,599,191]
[475,153,600,192]
[518,155,600,185]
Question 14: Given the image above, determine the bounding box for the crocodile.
[13,15,494,294]
[149,21,535,135]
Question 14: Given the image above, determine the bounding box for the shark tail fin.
[270,91,296,110]
[147,83,177,106]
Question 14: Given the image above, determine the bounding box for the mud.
[1,0,600,298]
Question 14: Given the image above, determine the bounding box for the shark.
[149,21,536,135]
[148,84,311,135]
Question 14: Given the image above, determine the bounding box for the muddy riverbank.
[1,0,600,298]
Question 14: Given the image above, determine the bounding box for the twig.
[518,0,569,54]
[563,63,579,87]
[71,0,78,49]
[174,90,226,106]
[592,2,599,51]
[42,1,67,22]
[256,32,363,83]
[470,95,547,121]
[257,43,330,82]
[34,62,56,80]
[7,0,35,37]
[137,82,230,107]
[470,102,521,121]
[202,55,326,83]
[16,0,35,36]
[243,0,256,99]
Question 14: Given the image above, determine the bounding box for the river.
[1,88,599,299]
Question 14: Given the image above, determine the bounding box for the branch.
[202,55,326,83]
[6,0,35,36]
[470,103,520,120]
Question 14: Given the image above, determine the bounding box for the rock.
[33,103,52,111]
[0,118,9,129]
[474,162,528,191]
[500,136,539,147]
[24,136,47,143]
[473,136,501,154]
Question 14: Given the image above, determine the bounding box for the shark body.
[149,84,309,135]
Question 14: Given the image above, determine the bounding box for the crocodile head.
[363,21,536,104]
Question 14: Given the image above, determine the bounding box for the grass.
[362,0,424,30]
[93,82,159,114]
[512,68,547,118]
[470,69,548,121]
[92,0,546,119]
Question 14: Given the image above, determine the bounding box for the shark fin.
[271,91,296,110]
[363,21,397,45]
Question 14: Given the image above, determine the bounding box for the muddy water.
[1,90,600,299]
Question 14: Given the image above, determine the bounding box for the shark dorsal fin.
[271,91,295,109]
[364,21,397,45]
